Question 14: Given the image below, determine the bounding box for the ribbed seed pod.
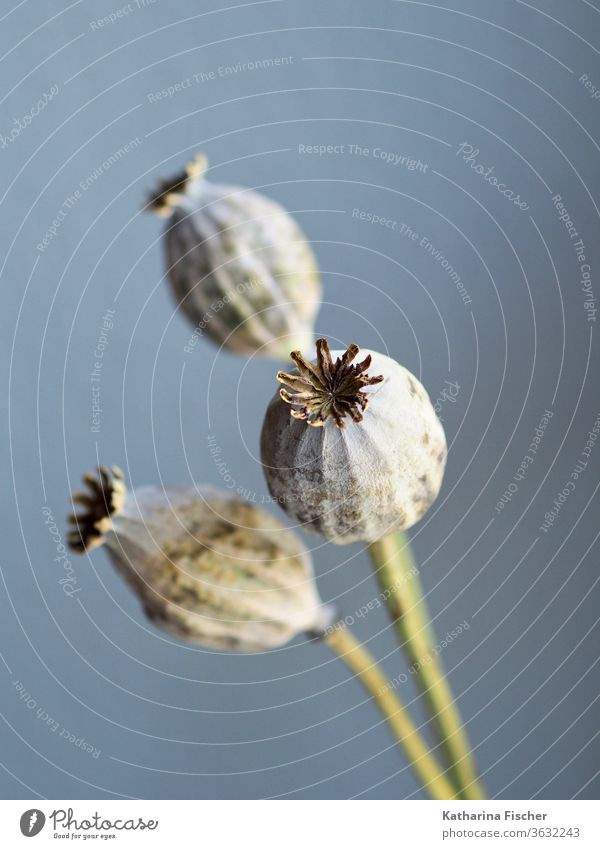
[67,466,334,651]
[148,154,322,359]
[260,339,447,544]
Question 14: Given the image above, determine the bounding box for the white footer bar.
[1,800,598,848]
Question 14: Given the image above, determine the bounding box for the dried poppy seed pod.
[67,466,335,651]
[260,339,447,544]
[148,153,322,359]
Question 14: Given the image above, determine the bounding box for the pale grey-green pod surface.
[261,350,447,544]
[68,468,334,652]
[163,175,321,359]
[104,486,333,651]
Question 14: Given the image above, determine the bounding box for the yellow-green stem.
[368,532,485,800]
[325,625,457,800]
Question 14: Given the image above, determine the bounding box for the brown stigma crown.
[277,338,384,428]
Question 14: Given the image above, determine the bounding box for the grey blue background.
[1,0,599,800]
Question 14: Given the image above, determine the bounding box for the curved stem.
[368,532,485,800]
[324,625,457,800]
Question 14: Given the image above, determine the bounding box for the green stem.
[368,531,486,800]
[325,625,457,800]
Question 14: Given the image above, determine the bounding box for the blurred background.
[1,0,599,799]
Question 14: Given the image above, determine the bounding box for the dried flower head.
[146,152,322,359]
[68,466,335,651]
[261,339,447,544]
